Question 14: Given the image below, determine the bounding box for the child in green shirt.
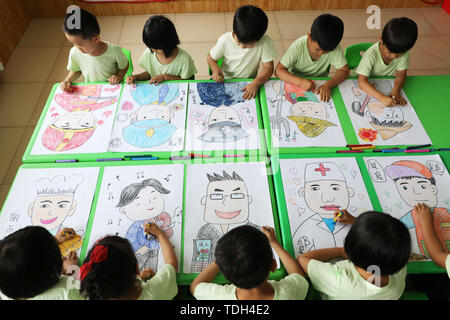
[0,226,82,300]
[297,210,411,300]
[356,17,418,107]
[126,15,197,85]
[190,225,309,300]
[61,9,129,92]
[275,14,349,102]
[79,223,178,300]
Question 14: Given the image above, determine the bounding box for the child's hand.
[389,91,406,106]
[55,228,77,244]
[316,84,331,102]
[296,78,315,91]
[62,251,79,275]
[144,222,163,239]
[149,74,167,84]
[261,226,278,246]
[334,210,355,225]
[125,75,134,84]
[140,268,156,281]
[60,81,73,93]
[242,82,259,100]
[212,70,224,83]
[413,203,433,224]
[109,75,121,85]
[380,95,396,107]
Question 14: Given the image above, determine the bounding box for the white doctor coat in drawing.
[292,213,351,257]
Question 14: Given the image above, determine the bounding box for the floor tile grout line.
[0,127,28,185]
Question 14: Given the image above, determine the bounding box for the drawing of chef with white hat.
[292,162,354,256]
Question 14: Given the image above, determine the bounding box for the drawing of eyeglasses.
[209,193,247,200]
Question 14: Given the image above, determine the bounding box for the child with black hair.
[79,223,178,300]
[275,13,349,102]
[0,226,82,300]
[126,15,197,85]
[297,210,411,300]
[208,5,278,100]
[190,225,309,300]
[61,9,129,92]
[356,17,418,107]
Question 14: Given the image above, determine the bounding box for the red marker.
[346,144,372,147]
[336,150,363,153]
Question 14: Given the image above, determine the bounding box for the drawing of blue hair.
[197,82,246,107]
[131,83,179,106]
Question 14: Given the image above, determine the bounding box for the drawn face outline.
[367,102,404,124]
[201,180,253,225]
[299,180,354,219]
[119,186,166,221]
[207,106,242,126]
[52,110,96,130]
[134,104,174,122]
[28,194,77,231]
[290,101,328,120]
[394,177,438,208]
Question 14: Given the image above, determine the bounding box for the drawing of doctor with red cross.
[292,162,355,257]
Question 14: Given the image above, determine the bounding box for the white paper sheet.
[279,157,373,258]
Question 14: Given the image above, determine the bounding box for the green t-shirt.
[193,273,309,300]
[355,41,410,77]
[0,275,84,300]
[209,32,278,79]
[138,264,178,300]
[67,42,129,82]
[138,47,197,79]
[280,35,347,77]
[308,259,407,300]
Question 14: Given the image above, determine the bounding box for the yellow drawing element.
[369,121,412,140]
[287,116,337,138]
[50,125,96,151]
[58,234,83,257]
[146,128,155,138]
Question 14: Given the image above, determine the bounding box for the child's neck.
[235,281,275,300]
[115,281,143,300]
[90,41,108,57]
[155,47,178,65]
[355,266,390,288]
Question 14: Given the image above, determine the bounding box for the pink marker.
[404,149,434,153]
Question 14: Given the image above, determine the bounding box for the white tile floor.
[0,7,449,208]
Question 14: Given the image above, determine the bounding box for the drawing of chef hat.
[304,162,345,182]
[385,160,433,180]
[35,175,84,196]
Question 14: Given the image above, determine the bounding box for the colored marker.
[125,154,154,159]
[373,148,400,153]
[337,150,363,153]
[406,144,431,150]
[405,149,435,153]
[346,144,372,148]
[224,154,245,158]
[190,153,210,158]
[333,211,343,223]
[350,146,376,150]
[383,149,405,153]
[130,156,158,160]
[439,148,450,151]
[170,155,193,160]
[97,158,122,162]
[55,159,77,163]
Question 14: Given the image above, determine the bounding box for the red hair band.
[79,245,108,281]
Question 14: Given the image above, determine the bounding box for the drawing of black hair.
[371,117,405,128]
[116,178,170,208]
[206,171,244,183]
[392,176,436,186]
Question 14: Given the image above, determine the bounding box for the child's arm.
[414,203,448,269]
[389,70,407,106]
[316,64,350,102]
[126,71,151,84]
[144,223,178,271]
[274,62,315,91]
[297,247,347,276]
[149,74,182,85]
[242,61,274,100]
[60,71,82,92]
[207,53,224,83]
[358,75,396,107]
[109,62,129,85]
[261,226,305,276]
[189,262,221,296]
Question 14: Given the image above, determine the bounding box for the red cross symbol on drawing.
[315,163,331,176]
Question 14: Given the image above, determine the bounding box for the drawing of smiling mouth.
[320,205,340,211]
[215,209,241,219]
[40,217,58,225]
[147,207,154,211]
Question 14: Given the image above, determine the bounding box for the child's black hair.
[142,15,180,58]
[310,14,344,52]
[215,225,273,289]
[80,236,139,300]
[233,5,268,44]
[0,226,62,299]
[382,17,418,54]
[63,8,100,40]
[344,211,411,275]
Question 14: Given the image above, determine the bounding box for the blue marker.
[382,149,405,153]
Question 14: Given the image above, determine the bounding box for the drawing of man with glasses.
[190,170,259,273]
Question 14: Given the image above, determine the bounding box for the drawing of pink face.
[52,111,96,130]
[393,177,438,208]
[133,104,174,122]
[202,178,252,225]
[207,106,242,126]
[290,101,328,119]
[28,195,76,231]
[119,186,166,221]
